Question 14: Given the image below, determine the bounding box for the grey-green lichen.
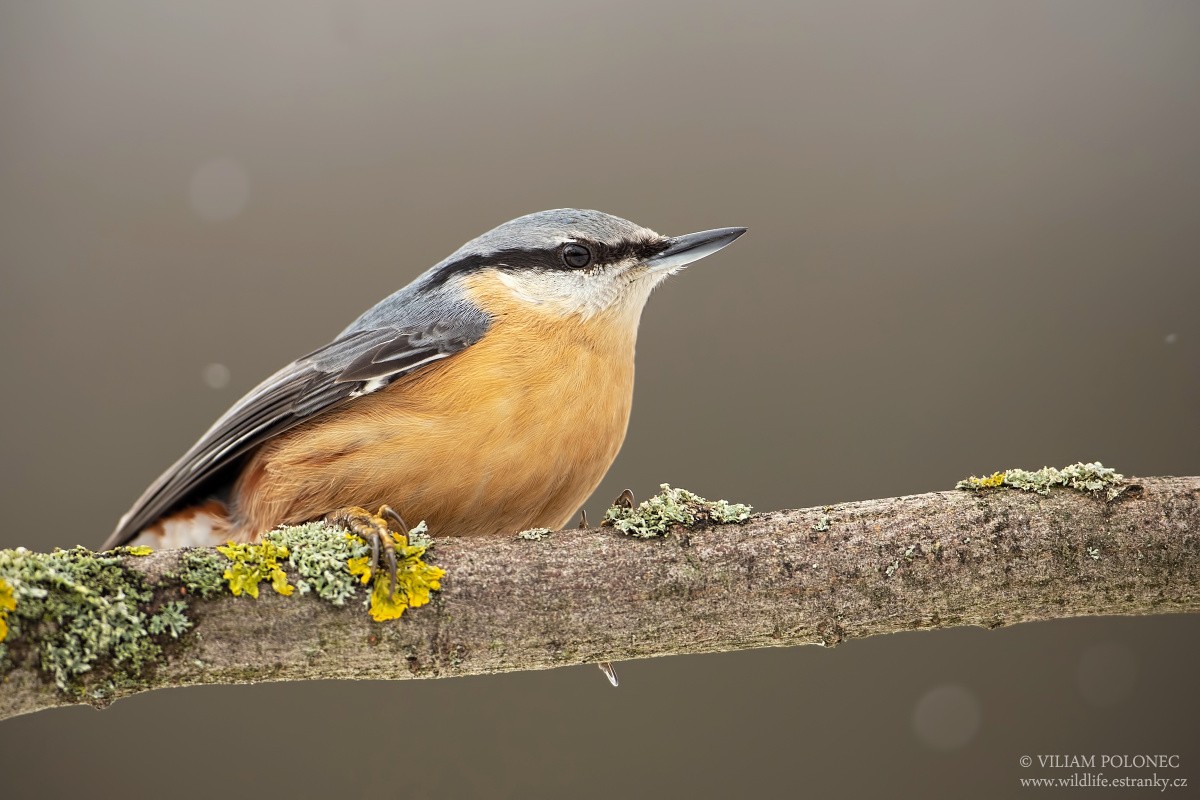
[405,521,433,551]
[176,547,228,599]
[956,462,1127,500]
[604,484,753,539]
[0,546,185,696]
[517,528,553,541]
[265,522,371,606]
[147,600,193,638]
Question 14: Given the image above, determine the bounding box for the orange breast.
[233,274,638,538]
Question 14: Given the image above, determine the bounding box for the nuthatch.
[103,210,746,586]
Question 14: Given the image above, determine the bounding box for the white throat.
[491,262,659,321]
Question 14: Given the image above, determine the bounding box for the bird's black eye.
[561,242,592,269]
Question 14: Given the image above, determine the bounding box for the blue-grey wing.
[103,313,488,550]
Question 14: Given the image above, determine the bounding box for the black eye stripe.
[594,237,671,264]
[424,238,670,287]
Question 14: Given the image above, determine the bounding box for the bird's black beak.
[645,226,747,273]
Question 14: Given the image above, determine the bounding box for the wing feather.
[104,317,486,549]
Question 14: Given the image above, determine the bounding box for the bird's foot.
[325,505,409,598]
[600,489,635,529]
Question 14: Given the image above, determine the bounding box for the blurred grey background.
[1,1,1197,797]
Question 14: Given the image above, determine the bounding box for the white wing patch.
[350,376,391,398]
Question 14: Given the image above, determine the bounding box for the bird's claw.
[600,489,636,528]
[325,505,408,598]
[613,489,635,510]
[380,505,409,536]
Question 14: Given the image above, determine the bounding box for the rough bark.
[1,476,1197,721]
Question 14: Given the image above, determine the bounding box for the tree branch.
[2,476,1197,721]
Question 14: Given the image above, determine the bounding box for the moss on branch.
[0,474,1196,722]
[0,520,447,703]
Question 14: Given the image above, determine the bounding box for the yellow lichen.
[216,541,295,599]
[204,525,442,619]
[0,577,14,642]
[348,532,446,622]
[958,471,1007,490]
[347,556,372,585]
[346,533,373,587]
[124,546,154,556]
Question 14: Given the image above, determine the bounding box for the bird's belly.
[234,324,635,538]
[342,379,630,535]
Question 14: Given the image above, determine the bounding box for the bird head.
[424,209,746,319]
